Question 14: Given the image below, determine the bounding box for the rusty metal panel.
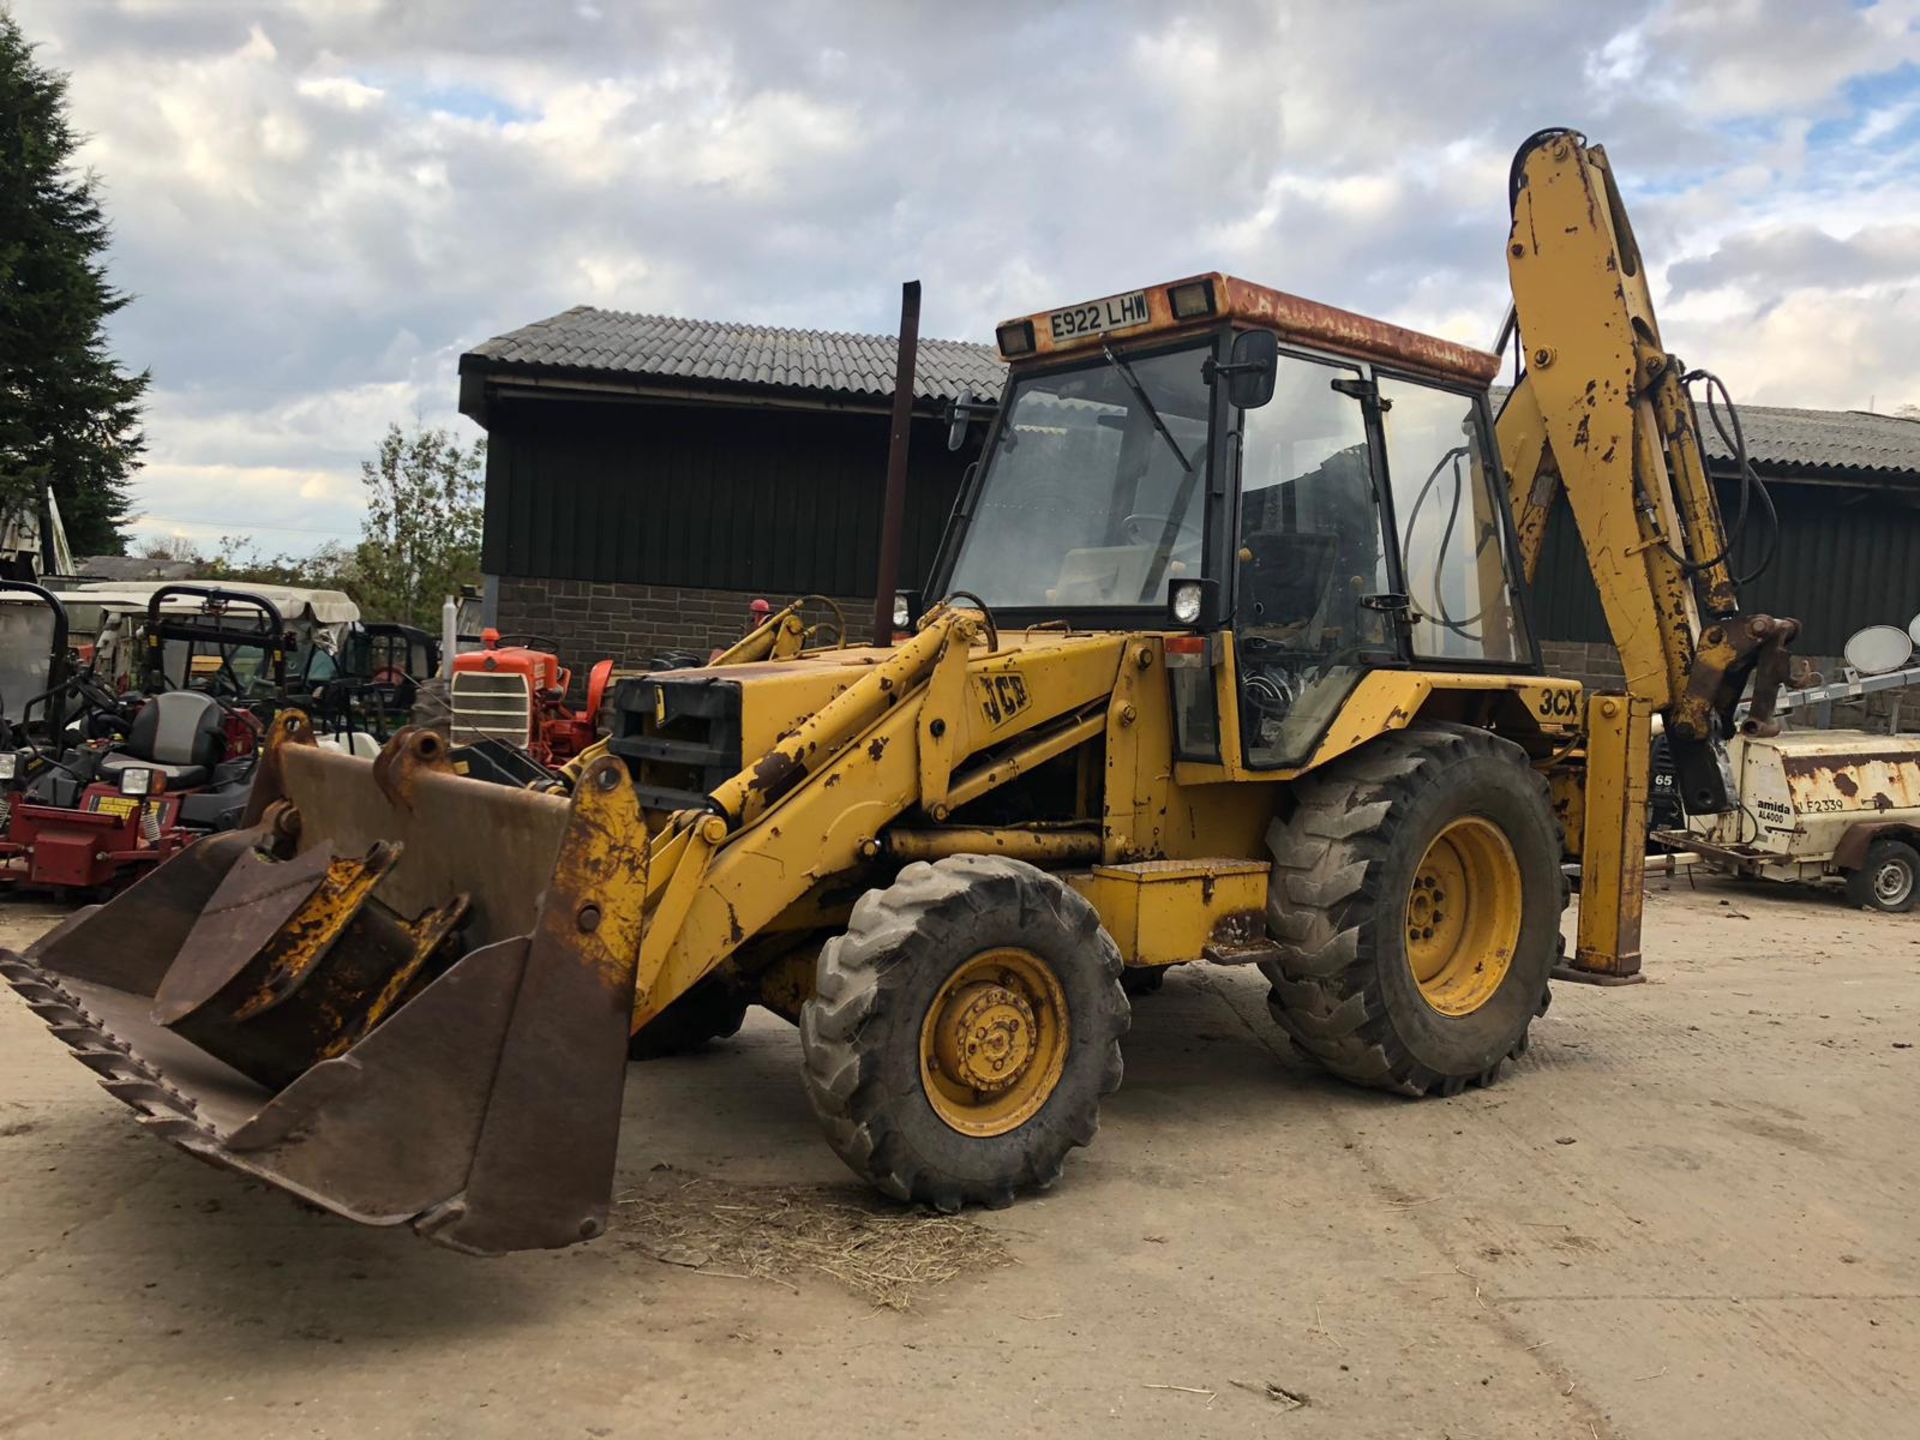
[1001,272,1500,386]
[1216,277,1501,385]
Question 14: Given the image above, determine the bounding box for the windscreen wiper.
[1102,342,1193,474]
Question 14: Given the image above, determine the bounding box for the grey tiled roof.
[475,310,1920,479]
[1695,401,1920,478]
[466,306,1005,405]
[1493,387,1920,480]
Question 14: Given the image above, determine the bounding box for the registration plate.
[1047,289,1152,345]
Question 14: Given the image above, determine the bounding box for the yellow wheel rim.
[919,947,1069,1137]
[1405,817,1522,1017]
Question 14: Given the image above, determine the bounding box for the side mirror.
[947,390,976,452]
[1226,330,1278,410]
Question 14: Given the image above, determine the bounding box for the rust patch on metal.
[1217,276,1501,385]
[372,727,455,811]
[867,736,889,761]
[748,748,803,800]
[1832,772,1859,797]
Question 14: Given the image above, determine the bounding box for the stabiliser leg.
[1559,691,1650,986]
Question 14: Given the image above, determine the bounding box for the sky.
[12,0,1920,556]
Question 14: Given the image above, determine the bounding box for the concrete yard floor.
[1,875,1916,1439]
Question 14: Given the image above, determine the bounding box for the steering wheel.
[1120,511,1202,549]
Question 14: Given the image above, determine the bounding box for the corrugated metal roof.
[1493,386,1920,482]
[1696,402,1920,478]
[466,306,1005,405]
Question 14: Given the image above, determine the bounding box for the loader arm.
[1494,129,1798,977]
[0,605,1131,1253]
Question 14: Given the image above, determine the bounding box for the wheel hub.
[932,981,1037,1094]
[919,947,1070,1138]
[1405,816,1523,1017]
[1875,860,1912,905]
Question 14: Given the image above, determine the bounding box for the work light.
[1168,279,1216,320]
[996,320,1036,358]
[0,752,15,782]
[1169,580,1205,625]
[118,766,156,798]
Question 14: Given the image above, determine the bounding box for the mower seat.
[98,691,226,789]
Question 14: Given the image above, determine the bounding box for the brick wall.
[1537,638,1920,732]
[1538,640,1628,692]
[495,577,873,669]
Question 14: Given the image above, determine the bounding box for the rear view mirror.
[948,390,977,452]
[946,390,1000,451]
[1226,330,1278,410]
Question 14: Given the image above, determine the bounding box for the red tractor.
[448,630,613,765]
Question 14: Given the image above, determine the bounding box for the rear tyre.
[1844,838,1920,913]
[1261,724,1562,1096]
[800,855,1128,1211]
[626,975,749,1060]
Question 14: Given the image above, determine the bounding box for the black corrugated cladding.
[1531,476,1920,654]
[480,396,971,595]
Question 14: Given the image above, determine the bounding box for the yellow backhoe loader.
[1,129,1797,1253]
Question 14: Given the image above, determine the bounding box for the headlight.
[1169,580,1204,625]
[0,752,15,782]
[119,766,155,797]
[892,593,912,629]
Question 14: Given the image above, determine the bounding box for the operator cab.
[928,274,1537,770]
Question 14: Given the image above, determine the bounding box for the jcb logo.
[976,673,1032,728]
[1535,688,1579,720]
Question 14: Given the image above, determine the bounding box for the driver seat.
[98,691,226,788]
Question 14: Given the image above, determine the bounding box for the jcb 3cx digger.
[1,131,1796,1253]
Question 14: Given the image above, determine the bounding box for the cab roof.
[996,272,1500,388]
[63,580,361,624]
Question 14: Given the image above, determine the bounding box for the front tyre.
[800,855,1128,1211]
[1262,724,1563,1096]
[1845,837,1920,913]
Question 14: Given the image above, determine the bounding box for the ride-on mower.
[3,131,1798,1255]
[0,586,282,893]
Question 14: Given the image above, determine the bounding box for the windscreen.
[945,340,1212,610]
[0,603,56,724]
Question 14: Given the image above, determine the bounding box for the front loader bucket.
[0,719,652,1255]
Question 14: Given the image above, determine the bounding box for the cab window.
[1377,378,1530,664]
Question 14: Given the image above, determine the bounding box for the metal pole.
[872,280,921,644]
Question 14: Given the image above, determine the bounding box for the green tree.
[351,422,484,625]
[203,534,353,592]
[0,8,146,554]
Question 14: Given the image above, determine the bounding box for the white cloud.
[2,0,1916,555]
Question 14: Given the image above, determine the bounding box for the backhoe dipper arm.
[1495,130,1798,811]
[1494,130,1798,983]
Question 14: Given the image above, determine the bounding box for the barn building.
[461,307,1000,665]
[463,308,1920,680]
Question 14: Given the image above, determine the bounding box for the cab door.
[1229,352,1400,768]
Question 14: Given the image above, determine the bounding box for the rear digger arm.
[1495,130,1798,977]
